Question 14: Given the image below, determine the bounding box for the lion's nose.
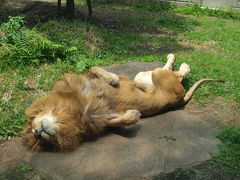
[41,116,57,136]
[36,129,43,136]
[32,128,43,136]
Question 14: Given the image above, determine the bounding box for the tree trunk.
[57,0,61,9]
[66,0,75,19]
[87,0,92,21]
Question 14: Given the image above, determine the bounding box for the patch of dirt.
[146,32,174,38]
[179,40,217,53]
[0,138,31,174]
[0,138,51,180]
[0,0,63,25]
[134,40,192,55]
[185,98,240,127]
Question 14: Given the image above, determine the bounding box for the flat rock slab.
[0,61,220,180]
[31,111,219,180]
[103,61,165,79]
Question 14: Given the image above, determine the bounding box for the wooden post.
[87,0,92,21]
[57,0,61,9]
[66,0,75,19]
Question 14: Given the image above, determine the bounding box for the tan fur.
[22,60,224,152]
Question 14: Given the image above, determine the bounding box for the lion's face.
[23,92,84,151]
[31,111,58,140]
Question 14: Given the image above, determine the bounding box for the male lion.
[22,54,224,151]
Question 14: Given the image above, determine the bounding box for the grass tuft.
[213,125,240,176]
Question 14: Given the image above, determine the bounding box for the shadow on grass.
[84,2,198,57]
[77,4,199,34]
[75,4,198,56]
[0,0,68,26]
[0,0,197,58]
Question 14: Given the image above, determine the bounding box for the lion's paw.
[109,73,119,86]
[179,63,190,76]
[167,53,175,62]
[124,110,141,125]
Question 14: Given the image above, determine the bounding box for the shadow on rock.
[107,124,142,138]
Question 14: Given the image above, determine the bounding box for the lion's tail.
[183,78,225,104]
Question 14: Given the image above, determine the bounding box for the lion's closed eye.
[28,115,36,121]
[25,107,42,120]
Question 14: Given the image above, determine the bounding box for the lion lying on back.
[22,54,224,151]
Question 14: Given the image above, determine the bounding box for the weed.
[19,163,32,173]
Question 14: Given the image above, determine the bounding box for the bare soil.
[185,98,240,128]
[179,40,218,54]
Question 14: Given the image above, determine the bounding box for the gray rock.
[104,61,165,79]
[31,111,219,180]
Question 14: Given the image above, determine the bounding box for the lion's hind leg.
[175,63,191,82]
[88,67,119,86]
[107,110,141,127]
[133,53,175,89]
[163,53,175,70]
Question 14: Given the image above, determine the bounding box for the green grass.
[213,125,240,176]
[0,1,240,176]
[94,1,240,20]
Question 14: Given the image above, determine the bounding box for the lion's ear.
[52,80,70,92]
[54,89,75,98]
[53,73,79,88]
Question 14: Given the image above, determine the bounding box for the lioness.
[22,54,224,151]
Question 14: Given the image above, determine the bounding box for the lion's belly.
[134,71,153,90]
[108,82,171,117]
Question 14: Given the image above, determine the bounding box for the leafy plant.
[0,16,76,71]
[19,163,32,173]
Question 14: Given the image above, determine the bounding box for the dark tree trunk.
[66,0,75,19]
[57,0,61,9]
[87,0,92,21]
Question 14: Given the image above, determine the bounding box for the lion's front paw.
[124,110,141,125]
